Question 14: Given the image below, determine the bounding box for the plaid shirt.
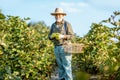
[48,20,74,46]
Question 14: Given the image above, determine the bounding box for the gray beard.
[56,18,63,22]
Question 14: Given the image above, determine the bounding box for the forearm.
[63,34,74,40]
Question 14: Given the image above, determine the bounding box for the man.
[48,8,74,80]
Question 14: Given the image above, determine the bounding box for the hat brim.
[51,13,66,16]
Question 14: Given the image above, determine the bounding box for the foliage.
[0,12,55,80]
[73,11,120,80]
[0,10,5,19]
[51,33,60,40]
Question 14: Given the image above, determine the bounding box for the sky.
[0,0,120,37]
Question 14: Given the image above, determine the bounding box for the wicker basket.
[63,43,85,54]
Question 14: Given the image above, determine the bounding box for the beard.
[56,18,63,22]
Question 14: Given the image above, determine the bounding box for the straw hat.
[51,8,66,16]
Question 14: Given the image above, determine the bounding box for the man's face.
[55,14,64,22]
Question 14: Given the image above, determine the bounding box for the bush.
[72,11,120,80]
[0,13,55,80]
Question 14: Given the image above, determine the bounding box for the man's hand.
[59,34,67,39]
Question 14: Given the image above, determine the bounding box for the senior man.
[48,8,74,80]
